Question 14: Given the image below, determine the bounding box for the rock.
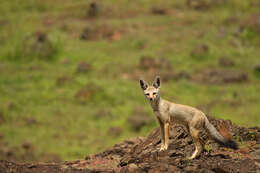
[22,141,32,150]
[74,83,103,103]
[253,64,260,78]
[108,127,122,137]
[7,101,16,110]
[80,27,96,40]
[56,76,72,86]
[175,71,191,80]
[191,44,209,59]
[193,68,248,84]
[151,7,168,15]
[128,163,140,172]
[138,56,175,82]
[80,25,117,41]
[0,111,4,125]
[25,118,37,126]
[186,0,211,10]
[0,116,260,172]
[247,13,260,33]
[61,58,70,65]
[219,57,235,67]
[76,61,92,73]
[139,56,172,71]
[87,2,100,18]
[139,56,157,70]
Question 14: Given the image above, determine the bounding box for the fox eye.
[153,92,156,95]
[145,93,149,96]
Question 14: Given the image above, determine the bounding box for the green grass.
[0,0,259,161]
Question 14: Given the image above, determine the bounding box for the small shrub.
[5,32,62,62]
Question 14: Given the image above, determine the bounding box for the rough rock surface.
[0,117,260,173]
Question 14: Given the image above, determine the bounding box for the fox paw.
[159,146,165,151]
[159,145,168,151]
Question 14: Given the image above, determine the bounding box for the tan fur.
[140,76,236,159]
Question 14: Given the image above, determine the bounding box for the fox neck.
[150,96,161,112]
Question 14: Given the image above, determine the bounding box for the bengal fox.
[140,76,238,159]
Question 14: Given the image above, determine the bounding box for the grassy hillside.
[0,0,259,161]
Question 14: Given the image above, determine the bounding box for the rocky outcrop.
[0,117,259,173]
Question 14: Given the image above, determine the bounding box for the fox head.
[140,76,161,102]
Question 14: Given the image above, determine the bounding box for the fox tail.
[204,118,238,149]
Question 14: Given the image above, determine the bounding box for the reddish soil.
[0,116,259,173]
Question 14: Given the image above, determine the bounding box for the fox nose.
[149,98,153,101]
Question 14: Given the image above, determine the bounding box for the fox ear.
[140,79,148,90]
[153,76,160,88]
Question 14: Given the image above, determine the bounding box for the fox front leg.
[157,118,165,151]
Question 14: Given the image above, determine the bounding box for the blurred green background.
[0,0,259,162]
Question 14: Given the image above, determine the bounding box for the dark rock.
[87,2,99,18]
[253,64,260,78]
[34,32,47,43]
[151,7,168,15]
[80,27,96,40]
[22,142,32,150]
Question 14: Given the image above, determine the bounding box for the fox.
[139,76,238,159]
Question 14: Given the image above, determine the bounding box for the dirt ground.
[0,116,259,173]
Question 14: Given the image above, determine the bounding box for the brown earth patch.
[74,83,102,103]
[120,56,190,82]
[219,57,235,67]
[56,75,72,86]
[246,13,260,33]
[76,61,92,73]
[186,0,227,10]
[190,44,209,59]
[192,68,248,84]
[80,25,123,41]
[151,7,168,15]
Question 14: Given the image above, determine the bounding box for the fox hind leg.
[189,127,202,159]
